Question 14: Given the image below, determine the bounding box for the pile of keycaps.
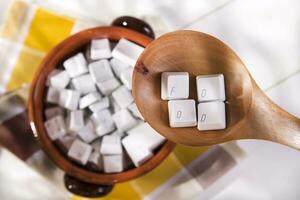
[161,72,226,130]
[44,38,165,173]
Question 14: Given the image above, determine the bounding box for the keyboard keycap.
[161,72,189,100]
[79,92,102,109]
[112,38,144,66]
[50,70,70,89]
[44,115,67,140]
[89,59,114,83]
[168,99,197,127]
[112,86,134,108]
[63,53,88,78]
[110,58,130,78]
[67,139,92,165]
[196,74,225,102]
[90,38,111,60]
[197,101,226,131]
[100,135,122,155]
[71,74,97,95]
[58,89,81,110]
[112,109,137,132]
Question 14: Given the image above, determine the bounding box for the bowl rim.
[28,26,175,185]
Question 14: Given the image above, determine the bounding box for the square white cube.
[197,101,226,131]
[196,74,225,102]
[50,70,70,89]
[168,99,197,127]
[46,87,60,104]
[91,109,115,136]
[69,110,84,132]
[63,53,88,78]
[71,74,97,95]
[55,134,75,153]
[103,154,123,173]
[161,72,189,100]
[110,58,131,78]
[89,59,114,83]
[77,121,98,143]
[44,115,67,140]
[96,78,120,95]
[127,123,165,151]
[100,135,122,155]
[79,92,102,109]
[59,89,80,110]
[89,97,110,113]
[112,86,133,109]
[122,136,153,167]
[46,69,62,86]
[45,106,64,120]
[112,38,144,66]
[112,109,137,132]
[67,139,92,165]
[120,67,133,90]
[90,38,111,60]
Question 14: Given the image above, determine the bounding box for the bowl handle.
[111,16,155,39]
[64,174,114,198]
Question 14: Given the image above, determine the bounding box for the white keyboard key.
[46,69,62,86]
[90,38,111,60]
[112,38,144,66]
[55,134,75,154]
[89,97,110,113]
[71,74,97,95]
[161,72,189,100]
[59,89,80,110]
[63,53,88,78]
[127,123,165,151]
[45,106,64,120]
[112,86,133,108]
[110,58,131,78]
[197,101,226,131]
[112,109,137,132]
[103,154,123,173]
[168,99,197,127]
[46,87,60,104]
[96,78,120,95]
[91,109,115,136]
[87,151,102,171]
[89,59,114,83]
[128,103,144,120]
[44,115,67,140]
[67,139,92,165]
[50,70,70,89]
[122,136,153,167]
[77,121,98,143]
[68,110,84,132]
[120,67,133,90]
[79,92,101,109]
[100,135,122,155]
[196,74,225,102]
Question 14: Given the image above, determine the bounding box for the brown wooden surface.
[133,30,300,150]
[28,26,175,185]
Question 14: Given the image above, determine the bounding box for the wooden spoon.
[132,30,300,149]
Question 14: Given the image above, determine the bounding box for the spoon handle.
[240,85,300,150]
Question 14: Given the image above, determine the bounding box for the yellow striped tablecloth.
[0,1,244,199]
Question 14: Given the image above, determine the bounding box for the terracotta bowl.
[28,17,175,198]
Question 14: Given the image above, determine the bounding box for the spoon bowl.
[133,30,300,149]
